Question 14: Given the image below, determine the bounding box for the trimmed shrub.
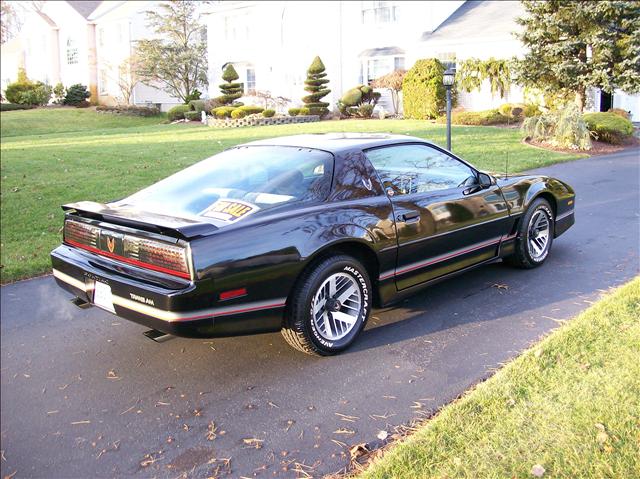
[299,107,310,116]
[288,107,301,116]
[95,105,160,116]
[523,103,541,117]
[216,64,244,105]
[0,103,33,111]
[436,109,508,126]
[262,109,275,117]
[337,84,381,118]
[231,109,247,119]
[184,110,201,121]
[185,89,201,103]
[167,104,191,121]
[403,58,448,119]
[212,106,236,118]
[583,112,634,144]
[522,103,591,150]
[498,102,527,119]
[235,105,264,115]
[302,56,331,118]
[5,78,52,106]
[63,84,91,106]
[53,82,65,104]
[607,108,631,120]
[189,99,207,113]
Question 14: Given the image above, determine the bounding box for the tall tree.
[514,0,640,110]
[135,1,207,103]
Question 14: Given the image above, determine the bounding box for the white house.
[204,0,639,119]
[89,0,201,110]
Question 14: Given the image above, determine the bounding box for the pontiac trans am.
[51,134,575,355]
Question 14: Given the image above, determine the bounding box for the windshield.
[119,146,334,222]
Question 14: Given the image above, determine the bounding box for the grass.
[0,108,584,282]
[360,277,640,479]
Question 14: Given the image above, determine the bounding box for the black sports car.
[51,133,575,355]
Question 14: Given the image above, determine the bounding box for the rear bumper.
[51,245,284,338]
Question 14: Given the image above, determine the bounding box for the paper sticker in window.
[200,199,259,222]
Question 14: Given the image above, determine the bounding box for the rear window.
[119,146,334,222]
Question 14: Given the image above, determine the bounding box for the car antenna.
[504,150,509,179]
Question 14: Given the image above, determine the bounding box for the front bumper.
[51,245,285,338]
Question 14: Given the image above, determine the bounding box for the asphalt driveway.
[1,149,638,478]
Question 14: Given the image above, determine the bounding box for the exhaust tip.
[143,329,174,343]
[71,297,93,309]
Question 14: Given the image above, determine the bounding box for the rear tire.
[506,198,554,269]
[281,255,372,356]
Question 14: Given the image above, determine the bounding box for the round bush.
[402,59,448,120]
[583,112,634,144]
[184,111,201,121]
[63,84,91,106]
[231,109,247,119]
[262,109,275,118]
[212,106,236,118]
[288,108,301,117]
[167,104,191,121]
[299,107,310,116]
[607,108,631,120]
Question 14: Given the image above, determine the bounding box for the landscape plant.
[514,0,640,110]
[4,69,52,106]
[167,104,191,121]
[457,58,512,98]
[52,82,66,104]
[63,84,90,106]
[402,59,448,119]
[583,112,634,144]
[302,56,331,117]
[337,85,381,118]
[135,1,207,103]
[216,64,244,106]
[371,69,406,115]
[522,103,591,150]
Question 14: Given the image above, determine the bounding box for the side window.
[366,144,476,195]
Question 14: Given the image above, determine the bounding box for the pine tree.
[302,56,331,117]
[217,64,243,105]
[514,0,640,110]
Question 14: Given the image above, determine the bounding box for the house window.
[365,56,403,82]
[394,56,405,70]
[99,70,108,94]
[246,68,256,93]
[66,38,79,65]
[362,1,399,25]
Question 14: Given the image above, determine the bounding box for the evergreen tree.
[302,56,331,117]
[514,0,640,110]
[216,64,244,105]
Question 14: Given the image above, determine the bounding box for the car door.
[365,143,510,290]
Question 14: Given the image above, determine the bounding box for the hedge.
[167,104,191,121]
[403,58,448,119]
[262,109,275,117]
[436,109,509,126]
[95,105,160,116]
[0,103,33,111]
[583,112,634,144]
[184,110,201,121]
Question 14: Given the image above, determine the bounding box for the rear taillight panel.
[63,219,191,279]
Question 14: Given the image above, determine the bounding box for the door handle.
[398,211,420,223]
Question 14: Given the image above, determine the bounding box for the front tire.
[281,255,372,356]
[506,198,554,269]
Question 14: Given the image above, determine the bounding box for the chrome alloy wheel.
[527,209,551,261]
[311,272,362,341]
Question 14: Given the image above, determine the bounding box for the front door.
[365,143,510,290]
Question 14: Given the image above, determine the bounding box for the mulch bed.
[523,136,638,155]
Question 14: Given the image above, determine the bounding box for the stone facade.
[207,115,320,128]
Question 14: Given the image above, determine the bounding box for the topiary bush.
[231,109,247,119]
[235,105,264,115]
[262,109,275,117]
[4,74,52,106]
[299,107,310,116]
[337,85,381,118]
[583,112,634,144]
[216,64,244,106]
[288,107,301,116]
[302,56,331,117]
[184,110,201,121]
[402,58,448,119]
[189,99,207,113]
[167,104,191,121]
[436,109,508,126]
[212,106,236,118]
[63,84,91,106]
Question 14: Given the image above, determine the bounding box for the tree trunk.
[575,87,586,112]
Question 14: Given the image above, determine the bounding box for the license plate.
[93,281,115,313]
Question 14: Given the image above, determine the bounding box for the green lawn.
[360,277,640,479]
[0,108,584,282]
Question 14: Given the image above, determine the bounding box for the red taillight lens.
[64,219,191,279]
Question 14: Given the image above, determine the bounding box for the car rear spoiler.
[62,201,218,240]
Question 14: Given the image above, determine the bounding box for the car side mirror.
[478,173,493,188]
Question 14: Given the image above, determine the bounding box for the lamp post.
[443,67,456,151]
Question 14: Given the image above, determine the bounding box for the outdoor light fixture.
[443,67,456,150]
